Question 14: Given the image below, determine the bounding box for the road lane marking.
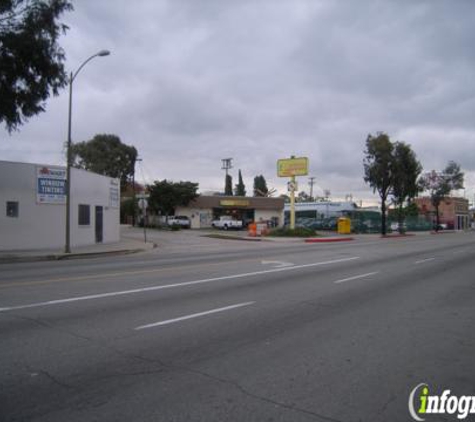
[334,272,379,284]
[261,260,294,268]
[0,257,260,289]
[415,258,435,265]
[0,256,359,312]
[135,302,255,330]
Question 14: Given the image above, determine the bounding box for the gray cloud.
[2,0,474,204]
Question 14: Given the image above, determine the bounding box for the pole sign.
[277,157,309,177]
[287,181,298,192]
[137,193,149,211]
[138,198,148,210]
[277,156,309,230]
[36,166,67,204]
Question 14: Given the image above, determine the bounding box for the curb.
[201,234,262,242]
[305,237,354,243]
[0,245,156,265]
[52,248,146,260]
[381,233,416,239]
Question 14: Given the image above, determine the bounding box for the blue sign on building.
[36,166,67,204]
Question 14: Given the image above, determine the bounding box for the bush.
[266,227,316,237]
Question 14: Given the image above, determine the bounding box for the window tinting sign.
[37,166,66,204]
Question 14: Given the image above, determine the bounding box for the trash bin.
[248,222,269,237]
[248,223,257,237]
[337,217,351,234]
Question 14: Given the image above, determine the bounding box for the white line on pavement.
[0,256,360,312]
[261,260,294,268]
[415,258,435,265]
[334,272,379,284]
[135,302,255,330]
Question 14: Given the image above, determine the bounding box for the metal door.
[95,206,103,243]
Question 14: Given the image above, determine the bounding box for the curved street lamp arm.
[71,50,110,83]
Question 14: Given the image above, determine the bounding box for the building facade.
[0,161,120,250]
[174,196,285,229]
[414,196,470,230]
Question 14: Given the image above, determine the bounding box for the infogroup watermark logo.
[409,383,475,420]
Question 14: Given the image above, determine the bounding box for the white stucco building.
[0,160,120,251]
[174,196,285,229]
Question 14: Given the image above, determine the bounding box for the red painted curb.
[305,237,354,243]
[430,231,455,235]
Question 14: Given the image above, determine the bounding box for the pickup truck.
[167,215,191,228]
[211,216,243,230]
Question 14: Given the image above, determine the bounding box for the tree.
[279,194,290,203]
[253,175,269,197]
[419,161,464,231]
[120,197,137,224]
[0,0,73,132]
[234,170,246,196]
[70,134,137,189]
[404,201,420,217]
[296,191,313,203]
[224,174,233,196]
[363,132,394,235]
[391,142,422,233]
[148,180,199,218]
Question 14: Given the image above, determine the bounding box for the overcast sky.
[2,0,475,205]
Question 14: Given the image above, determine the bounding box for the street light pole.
[64,50,110,253]
[132,157,142,227]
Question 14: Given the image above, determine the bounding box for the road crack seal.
[38,369,77,390]
[172,364,345,422]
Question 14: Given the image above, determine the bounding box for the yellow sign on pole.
[277,157,309,177]
[277,156,309,230]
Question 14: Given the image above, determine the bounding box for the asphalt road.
[1,232,474,422]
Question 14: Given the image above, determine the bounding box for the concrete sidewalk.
[0,236,156,264]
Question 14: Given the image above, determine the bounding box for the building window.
[6,201,19,218]
[78,204,90,226]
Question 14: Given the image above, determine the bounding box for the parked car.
[390,222,407,232]
[211,216,243,230]
[167,215,191,228]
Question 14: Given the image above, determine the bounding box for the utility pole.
[308,177,316,200]
[221,158,233,195]
[132,157,142,226]
[324,189,331,218]
[221,158,233,176]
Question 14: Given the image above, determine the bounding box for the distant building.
[414,196,469,230]
[174,195,285,229]
[470,206,475,229]
[0,160,120,250]
[284,201,358,219]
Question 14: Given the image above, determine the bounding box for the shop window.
[78,204,90,226]
[6,201,19,218]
